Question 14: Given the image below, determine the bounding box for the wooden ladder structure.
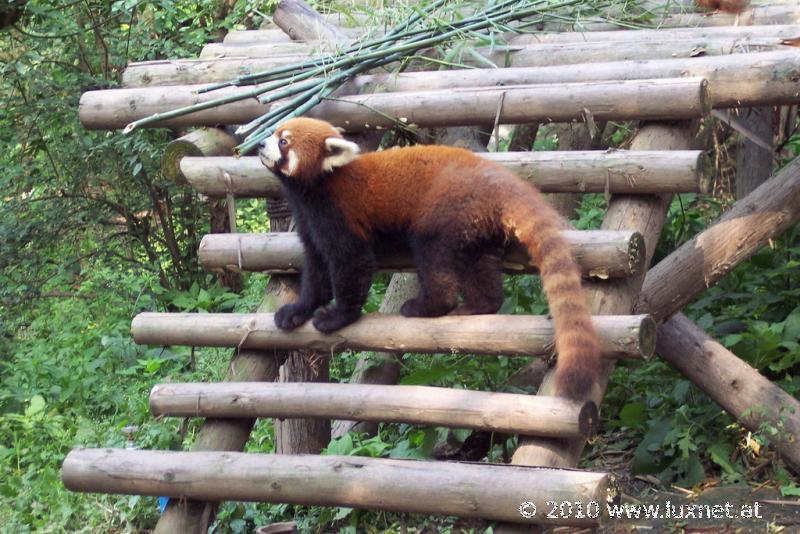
[63,2,800,531]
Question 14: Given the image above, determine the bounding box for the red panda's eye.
[279,138,288,147]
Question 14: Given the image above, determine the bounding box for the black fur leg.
[402,234,460,317]
[275,303,315,330]
[273,229,332,331]
[456,247,504,314]
[311,305,362,333]
[312,235,374,333]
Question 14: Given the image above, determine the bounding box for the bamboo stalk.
[197,230,646,279]
[149,382,600,438]
[637,156,800,322]
[131,312,655,360]
[657,313,800,474]
[62,448,616,526]
[179,150,706,198]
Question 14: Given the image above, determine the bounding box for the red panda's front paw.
[274,303,314,330]
[311,306,360,334]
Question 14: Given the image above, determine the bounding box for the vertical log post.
[509,121,696,469]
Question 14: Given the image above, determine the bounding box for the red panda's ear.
[322,137,360,172]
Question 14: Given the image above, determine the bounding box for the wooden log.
[84,77,710,130]
[160,128,237,184]
[131,312,655,360]
[636,156,800,321]
[180,150,706,198]
[524,24,800,44]
[222,27,361,44]
[539,4,800,32]
[62,448,616,526]
[149,382,600,438]
[197,230,646,279]
[199,41,318,58]
[121,56,310,87]
[657,313,800,473]
[223,28,295,44]
[220,23,800,47]
[658,4,800,27]
[187,34,795,65]
[510,122,695,469]
[273,0,349,43]
[111,52,800,120]
[293,78,708,131]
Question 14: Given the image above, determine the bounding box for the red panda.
[259,117,602,401]
[695,0,749,13]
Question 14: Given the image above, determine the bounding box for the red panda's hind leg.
[401,235,460,317]
[453,247,504,315]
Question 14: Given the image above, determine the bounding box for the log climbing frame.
[63,1,800,531]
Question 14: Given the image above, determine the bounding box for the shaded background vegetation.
[1,1,799,532]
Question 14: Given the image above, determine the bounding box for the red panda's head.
[258,118,360,184]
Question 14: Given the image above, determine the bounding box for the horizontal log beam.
[150,382,599,438]
[84,77,710,131]
[526,23,800,44]
[637,156,800,321]
[62,448,615,526]
[198,230,646,279]
[131,312,655,359]
[108,52,800,128]
[190,35,794,67]
[133,77,714,131]
[181,150,706,198]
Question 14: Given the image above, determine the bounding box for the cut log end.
[639,315,657,360]
[628,231,646,277]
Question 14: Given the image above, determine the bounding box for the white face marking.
[258,129,294,174]
[285,149,299,176]
[322,137,360,172]
[258,134,281,170]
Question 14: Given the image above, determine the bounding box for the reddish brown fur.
[271,118,602,401]
[696,0,749,13]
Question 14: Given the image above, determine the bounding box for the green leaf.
[783,306,800,340]
[708,442,738,475]
[25,395,45,417]
[619,402,647,429]
[399,365,455,385]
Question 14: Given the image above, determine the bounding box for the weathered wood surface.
[657,313,800,473]
[180,150,706,198]
[637,156,800,321]
[63,448,615,526]
[197,230,646,280]
[273,0,349,44]
[150,382,599,438]
[83,77,710,130]
[132,312,655,360]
